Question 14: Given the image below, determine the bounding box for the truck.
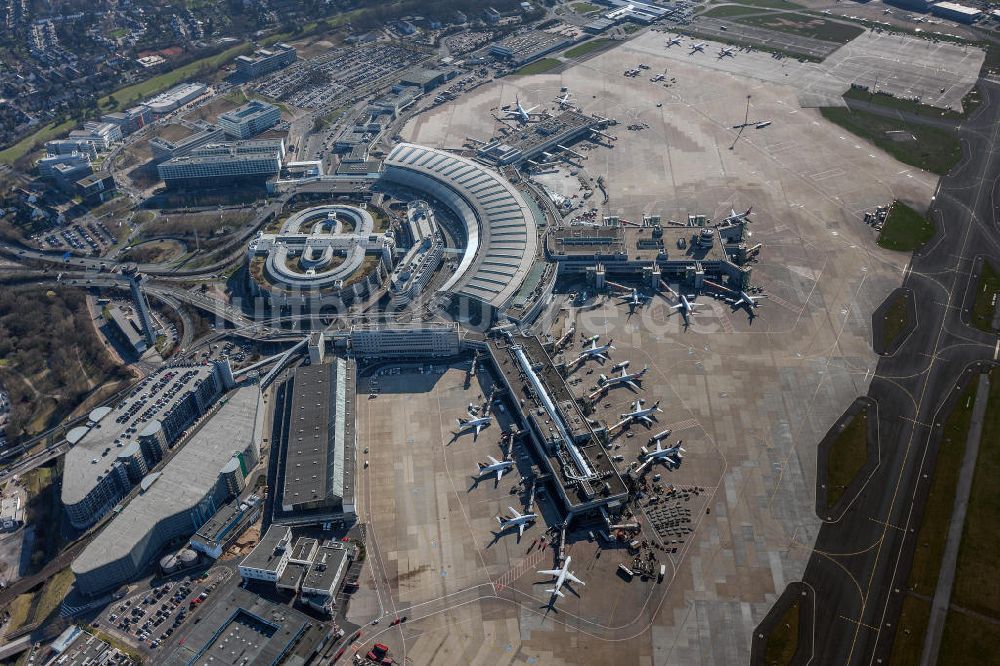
[618,564,634,580]
[658,564,666,583]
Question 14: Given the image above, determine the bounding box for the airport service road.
[793,80,1000,665]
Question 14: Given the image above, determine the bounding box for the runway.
[774,79,1000,664]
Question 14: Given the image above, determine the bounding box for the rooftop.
[382,143,541,309]
[219,100,280,124]
[72,386,264,578]
[239,524,291,573]
[62,363,219,506]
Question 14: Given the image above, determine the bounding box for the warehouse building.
[489,30,575,66]
[235,43,297,79]
[272,360,356,525]
[931,1,982,23]
[62,360,236,530]
[71,385,263,596]
[218,100,282,139]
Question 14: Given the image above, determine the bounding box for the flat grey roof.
[72,386,264,577]
[160,587,313,666]
[239,524,291,573]
[383,143,539,309]
[62,364,218,506]
[280,359,355,513]
[301,542,348,592]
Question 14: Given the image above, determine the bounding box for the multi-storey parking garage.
[381,143,541,317]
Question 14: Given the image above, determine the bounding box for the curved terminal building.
[381,143,541,319]
[247,204,395,306]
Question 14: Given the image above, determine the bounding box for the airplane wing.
[496,466,505,482]
[508,507,522,519]
[625,380,639,390]
[548,588,565,597]
[538,568,562,577]
[487,455,500,465]
[670,303,683,310]
[518,522,526,538]
[640,415,653,425]
[474,423,483,438]
[565,572,585,586]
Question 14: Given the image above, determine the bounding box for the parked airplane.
[670,294,699,325]
[554,91,574,108]
[723,206,753,224]
[619,288,649,310]
[598,365,648,391]
[475,455,513,482]
[650,72,666,82]
[729,290,765,316]
[503,96,539,123]
[582,333,601,346]
[538,556,585,599]
[620,399,663,426]
[575,337,615,364]
[643,439,685,468]
[610,360,630,373]
[689,42,707,53]
[497,506,537,537]
[455,401,492,440]
[755,121,772,129]
[666,36,683,47]
[718,47,736,58]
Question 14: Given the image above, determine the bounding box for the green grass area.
[736,12,865,44]
[880,291,911,351]
[950,369,1000,618]
[512,58,561,76]
[97,42,251,110]
[826,406,869,510]
[819,107,962,176]
[970,261,1000,333]
[844,86,983,119]
[0,117,77,165]
[564,38,612,59]
[764,599,800,665]
[6,568,75,633]
[702,6,760,19]
[570,1,601,13]
[890,380,978,665]
[878,202,935,252]
[938,609,1000,665]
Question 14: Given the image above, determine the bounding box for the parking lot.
[35,219,116,254]
[95,567,229,654]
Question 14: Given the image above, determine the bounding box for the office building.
[45,139,98,159]
[74,172,116,206]
[218,100,282,139]
[101,105,153,135]
[62,360,235,530]
[349,322,461,359]
[272,360,356,524]
[235,43,297,79]
[105,305,147,355]
[37,152,91,180]
[71,385,263,596]
[158,139,285,188]
[145,82,209,115]
[149,120,225,161]
[67,122,122,152]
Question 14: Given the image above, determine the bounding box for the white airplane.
[455,403,492,440]
[598,365,648,391]
[644,439,685,468]
[503,95,539,123]
[538,556,585,599]
[729,290,765,316]
[666,36,682,47]
[575,337,614,364]
[723,206,753,224]
[755,121,772,129]
[883,8,893,15]
[689,42,707,53]
[554,91,574,108]
[620,399,663,426]
[582,333,601,346]
[670,294,699,326]
[718,47,736,58]
[610,360,630,373]
[650,72,665,82]
[619,288,649,310]
[475,455,513,482]
[496,506,537,537]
